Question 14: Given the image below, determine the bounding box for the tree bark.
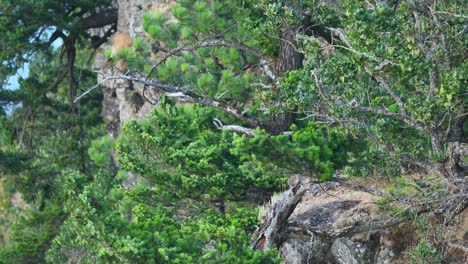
[253,176,309,250]
[267,16,305,135]
[74,8,118,30]
[275,22,304,74]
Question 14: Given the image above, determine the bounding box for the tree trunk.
[74,8,118,30]
[267,18,304,135]
[253,175,309,250]
[443,142,464,179]
[432,139,467,223]
[431,132,465,180]
[275,22,304,74]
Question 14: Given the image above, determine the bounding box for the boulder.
[256,177,402,263]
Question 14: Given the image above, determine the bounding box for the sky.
[5,63,30,90]
[4,35,63,90]
[2,31,63,115]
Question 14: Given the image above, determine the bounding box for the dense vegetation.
[0,0,466,263]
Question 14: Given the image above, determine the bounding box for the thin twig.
[433,11,468,19]
[73,75,117,103]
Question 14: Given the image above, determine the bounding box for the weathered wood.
[253,176,311,250]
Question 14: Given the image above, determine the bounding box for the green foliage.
[0,149,29,174]
[130,0,268,111]
[88,135,115,167]
[39,100,285,263]
[45,169,279,263]
[48,202,279,263]
[0,0,113,80]
[0,0,335,263]
[297,0,466,175]
[0,204,63,263]
[406,212,444,263]
[0,46,107,262]
[408,240,444,264]
[343,143,400,177]
[2,0,465,262]
[117,102,281,200]
[117,100,342,202]
[231,122,337,181]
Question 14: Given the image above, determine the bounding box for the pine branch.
[146,39,267,79]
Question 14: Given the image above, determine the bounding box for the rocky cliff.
[254,176,410,264]
[94,0,173,138]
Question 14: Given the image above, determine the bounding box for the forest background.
[0,0,466,263]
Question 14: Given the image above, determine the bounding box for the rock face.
[95,0,173,137]
[256,179,404,264]
[331,238,372,264]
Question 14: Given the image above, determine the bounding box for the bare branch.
[433,11,468,19]
[328,28,395,67]
[73,75,115,102]
[302,112,370,128]
[446,242,468,254]
[373,74,407,115]
[455,25,468,37]
[310,69,437,136]
[213,118,256,137]
[252,80,273,89]
[47,29,67,46]
[429,7,452,68]
[79,73,264,129]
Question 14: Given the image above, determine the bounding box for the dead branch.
[78,73,265,129]
[253,176,311,250]
[446,242,468,253]
[432,11,468,20]
[73,75,117,103]
[328,27,395,67]
[310,69,438,137]
[435,190,468,225]
[213,118,256,137]
[302,112,370,128]
[372,74,407,115]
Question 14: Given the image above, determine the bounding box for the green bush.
[408,240,443,264]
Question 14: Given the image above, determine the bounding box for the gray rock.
[375,248,395,264]
[95,1,170,137]
[331,237,371,264]
[280,233,329,264]
[260,178,404,264]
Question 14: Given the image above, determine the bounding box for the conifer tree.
[0,0,117,108]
